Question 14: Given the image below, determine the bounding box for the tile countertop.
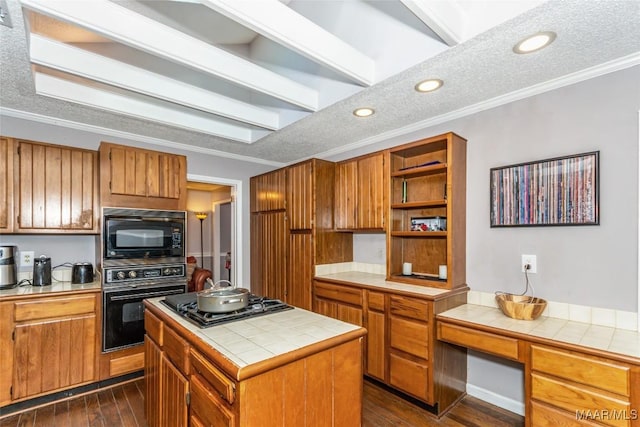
[0,280,102,299]
[438,304,640,361]
[146,297,366,370]
[314,271,451,297]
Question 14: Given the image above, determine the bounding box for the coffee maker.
[0,246,18,289]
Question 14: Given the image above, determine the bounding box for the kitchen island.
[143,297,367,427]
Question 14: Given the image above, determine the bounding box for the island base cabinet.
[237,338,363,426]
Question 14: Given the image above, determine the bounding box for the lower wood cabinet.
[0,291,99,406]
[313,279,467,414]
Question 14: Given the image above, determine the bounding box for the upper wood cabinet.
[335,151,386,231]
[250,168,286,213]
[14,139,99,233]
[99,142,187,210]
[0,137,14,233]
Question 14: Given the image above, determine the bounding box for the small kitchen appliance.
[72,262,94,284]
[0,246,18,289]
[33,255,52,286]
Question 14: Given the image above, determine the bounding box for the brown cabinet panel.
[252,211,287,301]
[389,295,429,321]
[389,353,430,402]
[144,337,162,427]
[0,137,14,232]
[531,401,602,427]
[437,322,519,361]
[190,349,235,405]
[390,316,429,360]
[250,168,286,212]
[15,140,98,232]
[314,281,362,307]
[287,161,313,230]
[190,374,236,427]
[288,232,313,309]
[335,152,386,230]
[366,309,386,380]
[13,314,96,399]
[161,354,189,427]
[14,294,95,322]
[335,159,357,229]
[100,142,186,210]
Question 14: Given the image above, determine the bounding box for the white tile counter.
[0,280,101,299]
[439,303,640,361]
[315,271,451,298]
[146,297,366,369]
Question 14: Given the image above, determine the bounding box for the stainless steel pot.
[196,283,250,313]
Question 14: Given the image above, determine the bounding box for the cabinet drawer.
[389,353,429,402]
[163,326,189,375]
[531,373,631,427]
[390,316,429,359]
[367,291,385,312]
[437,322,519,361]
[531,345,630,397]
[314,282,362,307]
[110,352,144,377]
[531,401,601,427]
[190,374,236,427]
[190,349,235,404]
[389,296,429,321]
[144,310,163,345]
[14,295,95,322]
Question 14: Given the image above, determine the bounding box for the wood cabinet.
[0,138,99,233]
[387,132,467,289]
[144,310,189,427]
[0,291,100,406]
[99,142,187,210]
[313,279,467,414]
[335,151,386,231]
[0,137,14,232]
[251,161,351,309]
[144,300,364,427]
[530,345,638,427]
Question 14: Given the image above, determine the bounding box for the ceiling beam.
[198,0,375,86]
[28,34,280,130]
[20,0,319,111]
[33,72,262,143]
[400,0,466,46]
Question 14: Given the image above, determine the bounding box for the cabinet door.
[335,159,357,230]
[145,336,162,427]
[190,374,236,427]
[251,169,286,212]
[100,142,187,210]
[253,211,287,300]
[287,161,313,230]
[288,232,313,309]
[0,137,14,232]
[161,354,189,427]
[16,140,98,232]
[357,152,385,229]
[366,291,386,381]
[13,313,96,399]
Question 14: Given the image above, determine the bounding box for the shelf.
[390,231,447,237]
[389,273,447,283]
[391,199,447,209]
[391,163,447,179]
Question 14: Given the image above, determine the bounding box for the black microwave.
[103,208,185,260]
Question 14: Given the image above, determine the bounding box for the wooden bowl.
[495,293,547,320]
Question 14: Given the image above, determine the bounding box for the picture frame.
[490,151,599,227]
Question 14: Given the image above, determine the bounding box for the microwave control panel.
[105,263,185,284]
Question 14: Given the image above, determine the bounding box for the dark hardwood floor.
[0,378,523,427]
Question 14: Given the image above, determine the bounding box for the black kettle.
[72,262,94,284]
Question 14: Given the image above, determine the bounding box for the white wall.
[328,65,640,412]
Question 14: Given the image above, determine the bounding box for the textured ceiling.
[1,0,639,165]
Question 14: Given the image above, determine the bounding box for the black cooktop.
[162,292,293,328]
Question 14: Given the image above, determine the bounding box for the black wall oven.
[103,281,185,352]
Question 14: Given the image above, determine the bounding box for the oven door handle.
[109,288,184,301]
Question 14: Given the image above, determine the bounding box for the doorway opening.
[186,174,243,287]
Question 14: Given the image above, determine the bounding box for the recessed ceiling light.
[415,79,443,93]
[353,107,374,117]
[513,31,556,54]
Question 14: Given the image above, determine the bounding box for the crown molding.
[0,107,285,168]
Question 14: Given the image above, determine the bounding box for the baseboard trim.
[466,384,525,416]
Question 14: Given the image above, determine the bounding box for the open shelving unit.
[386,132,467,289]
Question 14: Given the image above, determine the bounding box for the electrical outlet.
[20,251,35,267]
[521,254,537,274]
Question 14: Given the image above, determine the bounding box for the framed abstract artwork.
[490,151,599,227]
